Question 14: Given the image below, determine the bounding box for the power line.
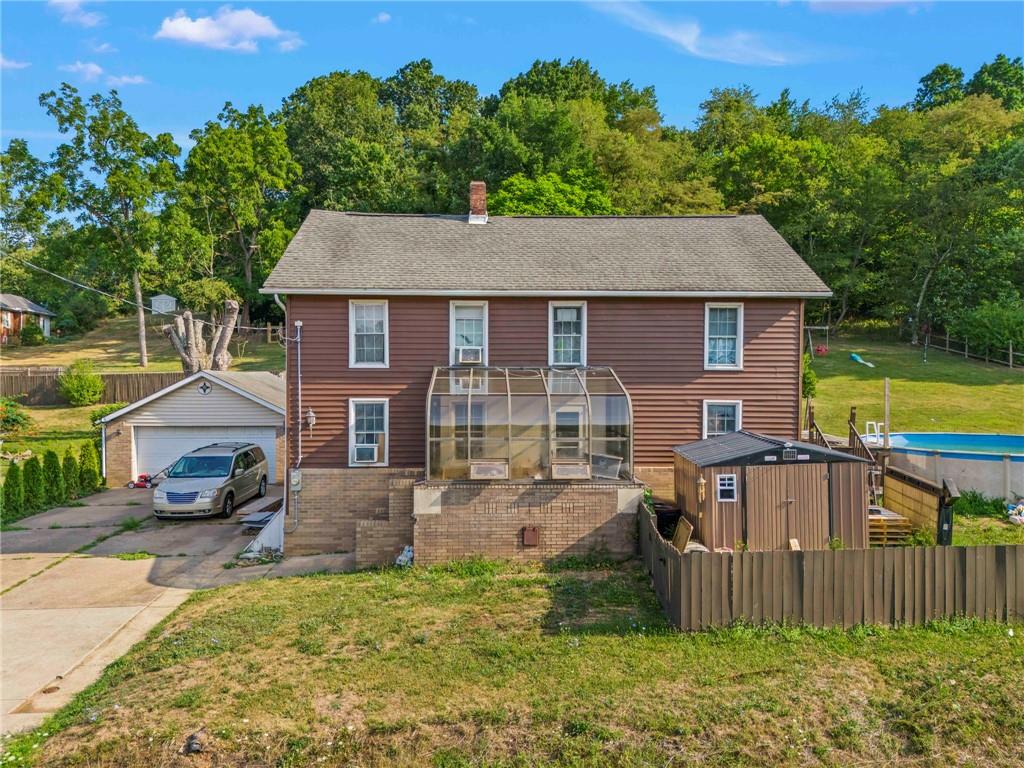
[6,254,274,333]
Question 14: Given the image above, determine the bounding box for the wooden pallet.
[869,507,914,546]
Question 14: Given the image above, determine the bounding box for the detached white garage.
[100,371,286,487]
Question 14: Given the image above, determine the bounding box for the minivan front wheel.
[257,476,267,498]
[220,492,235,519]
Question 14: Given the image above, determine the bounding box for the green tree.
[178,104,301,327]
[914,64,965,110]
[57,360,104,406]
[280,70,416,212]
[967,54,1024,111]
[2,462,24,523]
[43,450,66,507]
[39,84,180,367]
[23,455,44,513]
[490,172,615,215]
[79,442,101,495]
[63,447,80,500]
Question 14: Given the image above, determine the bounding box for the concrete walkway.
[1,486,353,734]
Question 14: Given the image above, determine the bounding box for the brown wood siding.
[288,296,802,470]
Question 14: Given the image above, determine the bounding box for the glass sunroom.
[426,366,633,482]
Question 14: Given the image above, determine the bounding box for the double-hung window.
[549,302,586,367]
[705,303,743,370]
[349,399,388,466]
[349,300,388,368]
[450,301,488,365]
[703,400,742,438]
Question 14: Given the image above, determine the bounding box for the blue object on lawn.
[850,352,875,368]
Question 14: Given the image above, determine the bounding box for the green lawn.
[952,514,1024,546]
[0,405,95,482]
[2,316,284,372]
[9,559,1023,767]
[809,334,1024,437]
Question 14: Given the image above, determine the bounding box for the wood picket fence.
[0,370,184,406]
[639,510,1024,631]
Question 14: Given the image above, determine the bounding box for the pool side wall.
[888,449,1023,502]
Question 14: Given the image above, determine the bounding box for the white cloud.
[90,41,118,54]
[59,60,104,81]
[595,3,795,66]
[154,7,303,53]
[1,55,31,70]
[107,74,147,87]
[372,12,392,24]
[49,0,103,28]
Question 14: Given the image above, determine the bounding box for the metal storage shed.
[673,431,870,552]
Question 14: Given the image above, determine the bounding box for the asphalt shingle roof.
[0,293,56,316]
[673,431,868,467]
[261,211,830,296]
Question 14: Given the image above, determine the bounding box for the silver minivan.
[153,442,269,519]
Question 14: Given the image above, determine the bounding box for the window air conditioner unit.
[551,462,591,481]
[458,346,483,365]
[470,461,509,480]
[354,444,379,463]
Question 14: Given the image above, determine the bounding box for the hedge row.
[1,443,102,525]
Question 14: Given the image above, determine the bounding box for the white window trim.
[704,302,744,371]
[702,399,743,439]
[716,473,738,503]
[548,301,587,367]
[348,398,390,467]
[449,300,489,365]
[349,300,389,369]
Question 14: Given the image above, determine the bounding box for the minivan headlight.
[198,488,220,499]
[154,489,166,500]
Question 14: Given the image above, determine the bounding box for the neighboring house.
[99,370,286,487]
[0,294,56,341]
[150,294,178,315]
[261,182,831,565]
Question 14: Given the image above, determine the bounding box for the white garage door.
[134,426,277,479]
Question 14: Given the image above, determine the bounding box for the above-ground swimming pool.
[883,432,1024,500]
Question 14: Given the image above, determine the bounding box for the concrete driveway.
[1,486,352,735]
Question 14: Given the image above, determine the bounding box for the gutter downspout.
[274,293,303,535]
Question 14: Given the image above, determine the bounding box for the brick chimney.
[468,181,487,224]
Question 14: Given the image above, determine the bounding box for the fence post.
[266,322,272,344]
[964,341,968,360]
[945,330,949,352]
[1010,341,1014,370]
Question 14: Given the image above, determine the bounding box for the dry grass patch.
[5,560,1024,767]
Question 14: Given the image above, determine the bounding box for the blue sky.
[2,1,1022,157]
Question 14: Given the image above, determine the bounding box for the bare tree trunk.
[211,300,240,371]
[132,270,148,368]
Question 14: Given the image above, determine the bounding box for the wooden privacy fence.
[0,370,184,405]
[640,510,1024,631]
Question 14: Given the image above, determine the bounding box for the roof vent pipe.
[468,181,488,224]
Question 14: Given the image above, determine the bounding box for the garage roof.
[673,431,868,467]
[98,370,285,424]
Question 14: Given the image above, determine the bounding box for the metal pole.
[883,378,890,450]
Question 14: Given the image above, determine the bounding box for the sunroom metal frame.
[425,365,634,482]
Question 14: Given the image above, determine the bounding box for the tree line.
[2,55,1022,367]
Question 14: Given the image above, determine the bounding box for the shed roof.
[673,431,868,467]
[0,293,56,316]
[99,370,285,423]
[261,211,830,297]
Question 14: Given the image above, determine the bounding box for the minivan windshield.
[167,455,232,478]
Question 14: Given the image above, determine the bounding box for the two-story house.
[261,182,830,565]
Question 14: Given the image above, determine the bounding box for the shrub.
[57,360,104,406]
[90,402,127,435]
[953,489,1006,518]
[23,456,44,513]
[63,447,80,500]
[952,300,1024,357]
[19,323,45,347]
[43,450,66,507]
[2,463,25,524]
[802,352,818,399]
[55,310,81,336]
[79,442,101,495]
[0,396,31,435]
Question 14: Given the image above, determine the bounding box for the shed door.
[744,464,829,551]
[134,426,277,479]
